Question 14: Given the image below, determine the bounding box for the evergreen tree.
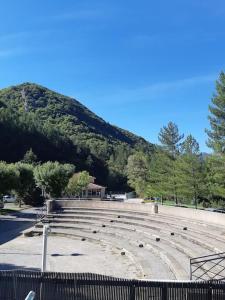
[206,72,225,153]
[176,135,206,208]
[158,122,184,157]
[22,148,37,164]
[146,149,173,201]
[206,72,225,204]
[205,154,225,201]
[158,122,184,204]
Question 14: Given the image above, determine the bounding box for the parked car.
[3,195,16,203]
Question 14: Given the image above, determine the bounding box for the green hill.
[0,83,153,189]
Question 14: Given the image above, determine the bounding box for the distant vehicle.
[0,199,4,209]
[3,195,16,203]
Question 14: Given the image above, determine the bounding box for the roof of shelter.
[85,183,106,190]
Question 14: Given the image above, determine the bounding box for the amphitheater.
[27,199,225,281]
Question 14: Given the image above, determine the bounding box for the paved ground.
[0,205,38,245]
[0,206,141,277]
[0,235,140,278]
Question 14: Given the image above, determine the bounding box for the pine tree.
[207,72,225,153]
[175,135,206,208]
[206,154,225,201]
[22,148,37,164]
[158,122,184,157]
[158,122,184,204]
[146,149,174,202]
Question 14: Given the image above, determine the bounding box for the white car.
[3,195,16,203]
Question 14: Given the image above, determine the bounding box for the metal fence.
[1,270,225,300]
[190,252,225,281]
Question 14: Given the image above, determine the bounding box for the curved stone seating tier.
[35,220,217,279]
[38,217,217,256]
[61,208,225,233]
[47,212,225,252]
[31,201,225,280]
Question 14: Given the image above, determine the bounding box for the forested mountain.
[0,83,153,190]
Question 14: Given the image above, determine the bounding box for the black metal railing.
[190,252,225,281]
[0,270,225,300]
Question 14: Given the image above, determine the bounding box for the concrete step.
[46,213,225,252]
[29,227,175,280]
[34,223,189,279]
[60,206,225,231]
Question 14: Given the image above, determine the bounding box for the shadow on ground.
[0,211,37,245]
[0,263,40,271]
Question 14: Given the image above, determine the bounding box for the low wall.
[159,205,225,227]
[48,200,225,227]
[50,199,154,213]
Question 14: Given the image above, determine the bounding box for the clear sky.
[1,0,225,152]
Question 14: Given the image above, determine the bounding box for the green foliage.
[0,83,153,190]
[0,162,19,197]
[66,171,91,196]
[175,135,206,208]
[157,122,184,203]
[126,152,149,196]
[207,72,225,153]
[146,149,174,198]
[14,162,35,207]
[158,121,184,156]
[22,149,37,164]
[34,162,75,198]
[205,154,225,199]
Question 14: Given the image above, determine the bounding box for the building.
[81,177,106,199]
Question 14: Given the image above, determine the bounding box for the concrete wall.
[48,200,225,227]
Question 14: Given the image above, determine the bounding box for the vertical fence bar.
[207,285,212,300]
[129,283,135,300]
[162,285,167,300]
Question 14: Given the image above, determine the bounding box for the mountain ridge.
[0,82,154,189]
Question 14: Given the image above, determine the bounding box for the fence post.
[129,284,135,300]
[207,286,212,300]
[162,286,167,300]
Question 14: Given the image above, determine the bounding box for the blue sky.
[1,0,225,152]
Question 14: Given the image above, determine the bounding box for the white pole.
[25,291,36,300]
[41,225,50,272]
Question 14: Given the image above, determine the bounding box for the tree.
[158,121,184,157]
[158,122,184,204]
[0,162,19,198]
[205,154,225,201]
[206,72,225,153]
[146,149,174,201]
[34,162,75,198]
[14,162,36,207]
[22,148,37,164]
[175,135,206,208]
[126,152,149,197]
[66,171,91,196]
